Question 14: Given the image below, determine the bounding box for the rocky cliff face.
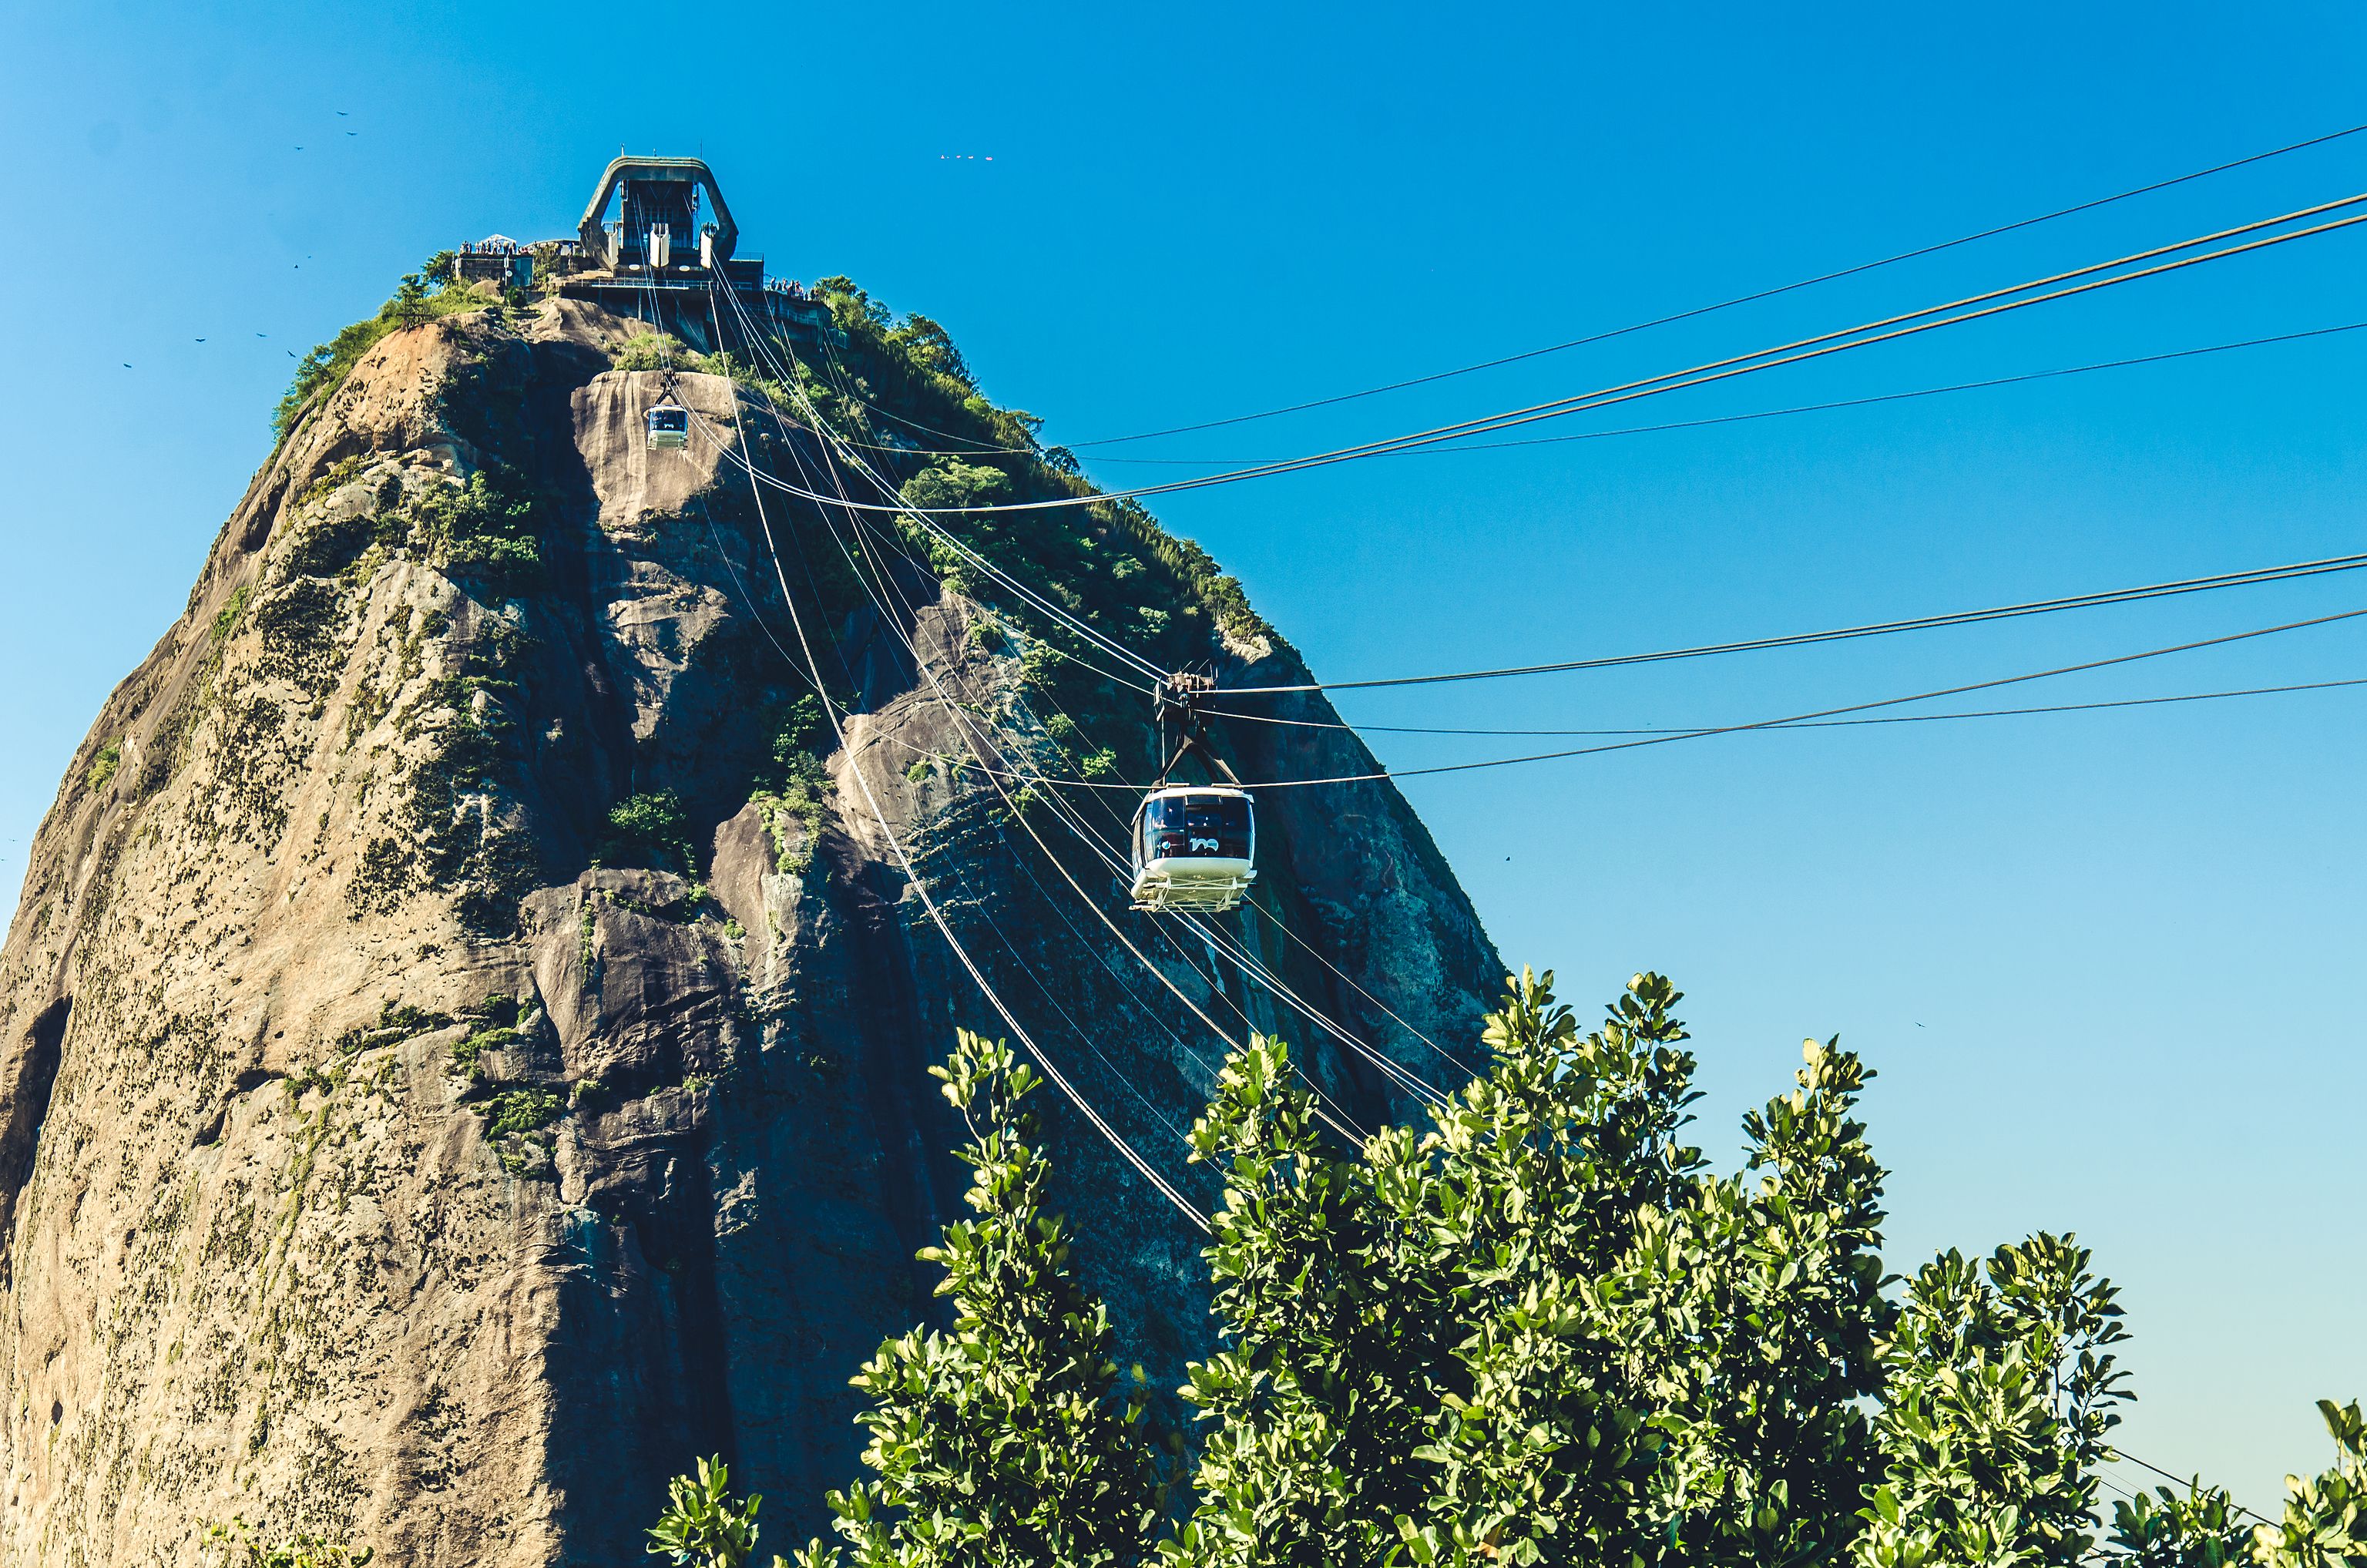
[0,291,1499,1564]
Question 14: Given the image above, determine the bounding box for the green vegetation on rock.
[744,697,832,875]
[204,1518,373,1568]
[334,1000,451,1056]
[478,1089,560,1139]
[273,257,501,442]
[410,468,543,591]
[211,585,251,648]
[615,331,685,372]
[450,996,525,1078]
[604,790,697,875]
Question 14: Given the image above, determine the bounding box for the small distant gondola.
[1130,784,1256,913]
[646,403,690,450]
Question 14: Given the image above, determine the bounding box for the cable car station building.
[452,155,833,351]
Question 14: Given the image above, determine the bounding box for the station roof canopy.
[577,156,740,264]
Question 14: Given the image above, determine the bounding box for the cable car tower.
[1130,673,1257,914]
[448,156,836,353]
[576,155,740,274]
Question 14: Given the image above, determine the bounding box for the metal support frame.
[577,155,740,264]
[1156,672,1242,786]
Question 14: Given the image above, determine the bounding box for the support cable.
[710,354,1209,1231]
[1227,606,2367,788]
[1217,550,2367,697]
[720,196,2367,515]
[725,292,1394,1133]
[1067,122,2367,448]
[815,607,2367,793]
[1206,675,2367,737]
[1071,320,2367,466]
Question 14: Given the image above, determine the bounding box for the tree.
[900,458,1012,515]
[1160,973,1892,1566]
[2110,1479,2254,1568]
[681,967,2365,1567]
[1158,1034,1452,1568]
[1851,1235,2130,1566]
[649,1456,773,1568]
[2251,1399,2367,1566]
[795,1030,1175,1568]
[1387,971,1699,1567]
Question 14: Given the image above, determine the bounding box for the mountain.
[0,277,1499,1563]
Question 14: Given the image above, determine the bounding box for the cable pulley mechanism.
[1131,674,1256,914]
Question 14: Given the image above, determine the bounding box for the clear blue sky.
[3,0,2361,1512]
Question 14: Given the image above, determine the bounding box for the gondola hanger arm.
[1157,673,1242,787]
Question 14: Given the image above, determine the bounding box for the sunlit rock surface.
[0,298,1498,1564]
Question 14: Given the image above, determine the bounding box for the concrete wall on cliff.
[0,297,1499,1566]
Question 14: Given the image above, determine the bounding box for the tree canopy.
[656,969,2367,1568]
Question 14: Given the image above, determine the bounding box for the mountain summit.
[0,175,1496,1563]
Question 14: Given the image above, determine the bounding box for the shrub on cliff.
[204,1519,372,1568]
[272,256,500,442]
[603,790,697,875]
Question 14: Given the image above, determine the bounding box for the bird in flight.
[195,337,205,343]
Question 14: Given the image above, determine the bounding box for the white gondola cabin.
[646,404,690,450]
[1130,784,1256,913]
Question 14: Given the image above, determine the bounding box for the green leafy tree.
[1637,1031,1892,1566]
[796,1029,1175,1568]
[1157,1035,1450,1568]
[1388,972,1697,1567]
[1850,1234,2130,1566]
[710,965,2367,1568]
[2250,1400,2367,1566]
[650,1455,777,1568]
[901,458,1012,516]
[885,314,974,388]
[2111,1480,2255,1567]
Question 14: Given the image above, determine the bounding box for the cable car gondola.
[646,402,690,450]
[1130,673,1256,913]
[1130,784,1256,912]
